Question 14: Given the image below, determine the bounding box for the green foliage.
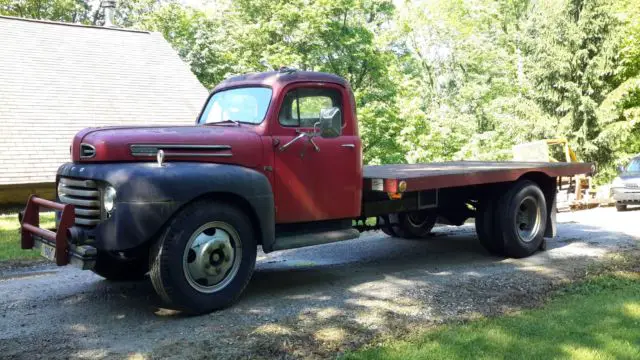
[591,0,640,181]
[2,0,640,177]
[524,0,620,165]
[0,0,91,22]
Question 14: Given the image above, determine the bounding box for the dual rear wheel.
[476,180,548,258]
[380,210,437,239]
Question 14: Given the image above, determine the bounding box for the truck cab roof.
[213,70,350,91]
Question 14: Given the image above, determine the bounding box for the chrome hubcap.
[515,196,541,243]
[183,221,241,293]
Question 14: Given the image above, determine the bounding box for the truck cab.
[197,70,363,223]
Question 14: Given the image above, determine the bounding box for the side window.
[298,96,333,126]
[278,88,342,133]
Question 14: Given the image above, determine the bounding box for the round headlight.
[103,186,117,213]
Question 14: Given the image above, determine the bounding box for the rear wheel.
[386,210,437,239]
[616,203,627,212]
[91,252,148,281]
[494,180,547,258]
[380,227,394,236]
[378,215,398,237]
[150,201,256,314]
[475,197,504,256]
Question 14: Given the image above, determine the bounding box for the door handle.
[341,144,355,149]
[279,133,306,152]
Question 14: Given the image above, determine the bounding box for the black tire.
[475,197,504,256]
[389,210,437,239]
[387,213,410,238]
[616,203,627,212]
[494,180,548,258]
[377,215,395,236]
[380,225,395,237]
[149,201,256,314]
[91,252,149,281]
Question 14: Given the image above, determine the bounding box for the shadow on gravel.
[151,222,638,359]
[1,221,637,360]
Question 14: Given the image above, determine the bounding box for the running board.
[272,228,360,251]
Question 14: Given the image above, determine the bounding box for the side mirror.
[617,164,625,173]
[318,107,341,138]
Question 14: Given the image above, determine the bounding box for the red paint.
[270,82,362,222]
[75,125,263,168]
[73,71,364,223]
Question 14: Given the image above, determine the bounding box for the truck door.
[272,83,362,223]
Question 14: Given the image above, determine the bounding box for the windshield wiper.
[205,119,242,126]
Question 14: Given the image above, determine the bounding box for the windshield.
[627,159,640,172]
[199,87,272,125]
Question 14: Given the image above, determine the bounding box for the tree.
[593,0,640,179]
[524,0,620,162]
[0,0,91,23]
[3,0,640,177]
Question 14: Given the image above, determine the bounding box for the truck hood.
[72,125,262,168]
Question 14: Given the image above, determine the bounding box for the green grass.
[0,212,55,261]
[344,273,640,360]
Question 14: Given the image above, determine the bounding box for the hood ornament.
[157,149,165,167]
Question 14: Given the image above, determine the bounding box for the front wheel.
[616,203,627,212]
[150,200,256,314]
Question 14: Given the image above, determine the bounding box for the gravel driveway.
[1,207,638,359]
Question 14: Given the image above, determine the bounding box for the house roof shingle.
[0,15,208,185]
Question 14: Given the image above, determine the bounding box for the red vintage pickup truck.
[20,69,593,314]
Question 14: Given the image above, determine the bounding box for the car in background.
[611,156,640,211]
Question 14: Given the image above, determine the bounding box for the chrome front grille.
[58,177,102,227]
[624,183,639,189]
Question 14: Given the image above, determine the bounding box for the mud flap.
[540,192,556,252]
[544,192,557,239]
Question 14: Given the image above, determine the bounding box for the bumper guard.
[19,195,97,268]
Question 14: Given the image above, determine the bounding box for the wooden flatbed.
[363,161,594,193]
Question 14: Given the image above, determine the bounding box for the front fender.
[57,162,275,251]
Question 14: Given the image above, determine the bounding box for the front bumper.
[611,187,640,204]
[19,195,97,268]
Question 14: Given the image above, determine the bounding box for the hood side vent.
[130,144,232,158]
[80,143,96,159]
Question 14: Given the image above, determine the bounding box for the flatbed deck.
[363,161,594,193]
